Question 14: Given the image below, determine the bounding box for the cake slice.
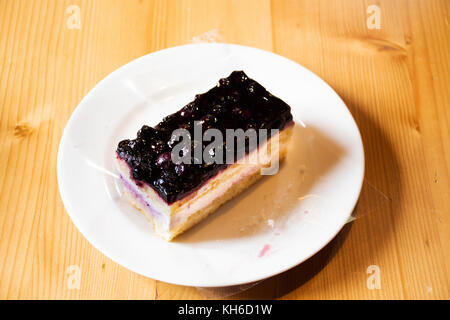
[116,71,294,240]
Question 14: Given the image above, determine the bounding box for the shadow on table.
[199,99,401,299]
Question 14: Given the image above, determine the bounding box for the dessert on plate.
[116,71,294,240]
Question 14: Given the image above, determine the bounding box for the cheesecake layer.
[116,122,293,240]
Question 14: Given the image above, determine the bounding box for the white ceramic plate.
[57,43,364,287]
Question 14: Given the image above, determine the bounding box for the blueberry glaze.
[117,71,293,204]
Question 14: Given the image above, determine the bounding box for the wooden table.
[1,0,449,300]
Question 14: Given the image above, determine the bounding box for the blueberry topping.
[180,103,198,118]
[211,104,225,115]
[116,71,293,204]
[174,163,185,176]
[137,125,160,139]
[198,114,218,129]
[150,140,166,154]
[155,152,172,169]
[218,78,230,87]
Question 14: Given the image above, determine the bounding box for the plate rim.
[57,43,365,287]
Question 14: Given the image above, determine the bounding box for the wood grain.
[0,0,448,299]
